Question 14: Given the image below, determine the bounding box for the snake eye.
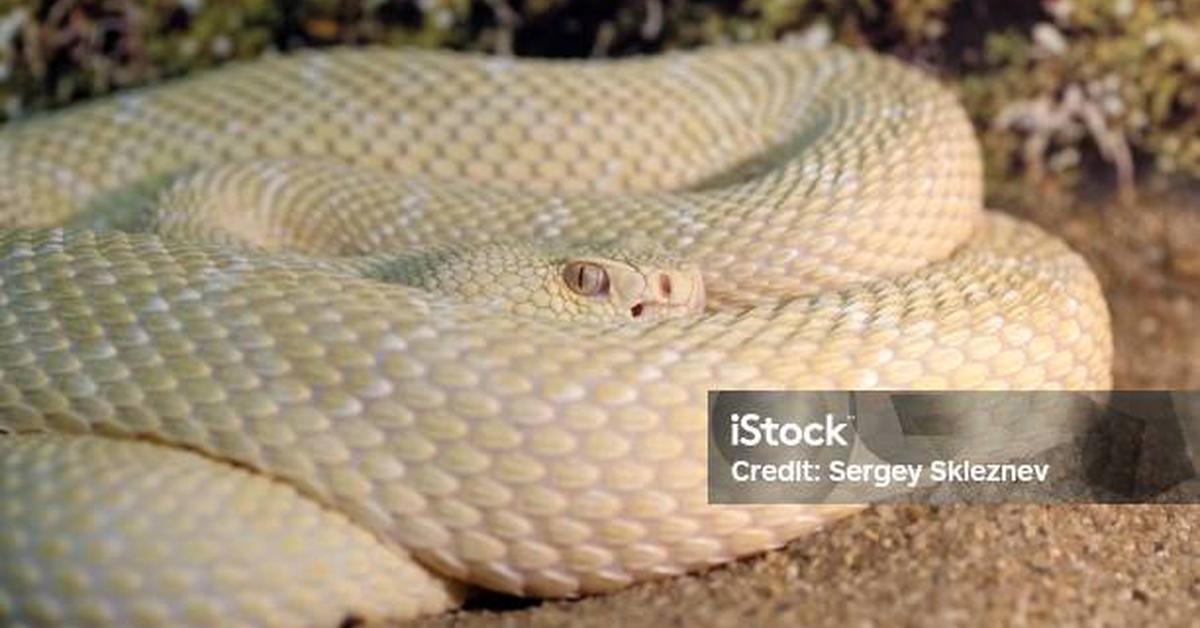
[563,261,610,296]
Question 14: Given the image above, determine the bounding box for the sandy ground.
[409,182,1200,627]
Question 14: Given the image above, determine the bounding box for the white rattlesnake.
[0,44,1111,625]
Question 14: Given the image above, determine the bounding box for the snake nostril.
[659,274,672,298]
[631,303,644,318]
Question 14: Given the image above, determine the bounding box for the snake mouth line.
[631,300,704,321]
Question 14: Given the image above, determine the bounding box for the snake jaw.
[620,265,706,321]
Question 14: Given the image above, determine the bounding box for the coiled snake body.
[0,44,1111,625]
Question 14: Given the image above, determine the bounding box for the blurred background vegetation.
[1,0,1197,200]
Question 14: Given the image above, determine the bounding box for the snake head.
[369,241,705,323]
[558,253,705,322]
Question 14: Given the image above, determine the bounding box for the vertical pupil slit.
[660,274,671,296]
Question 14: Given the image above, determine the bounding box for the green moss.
[957,0,1200,193]
[2,1,1197,195]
